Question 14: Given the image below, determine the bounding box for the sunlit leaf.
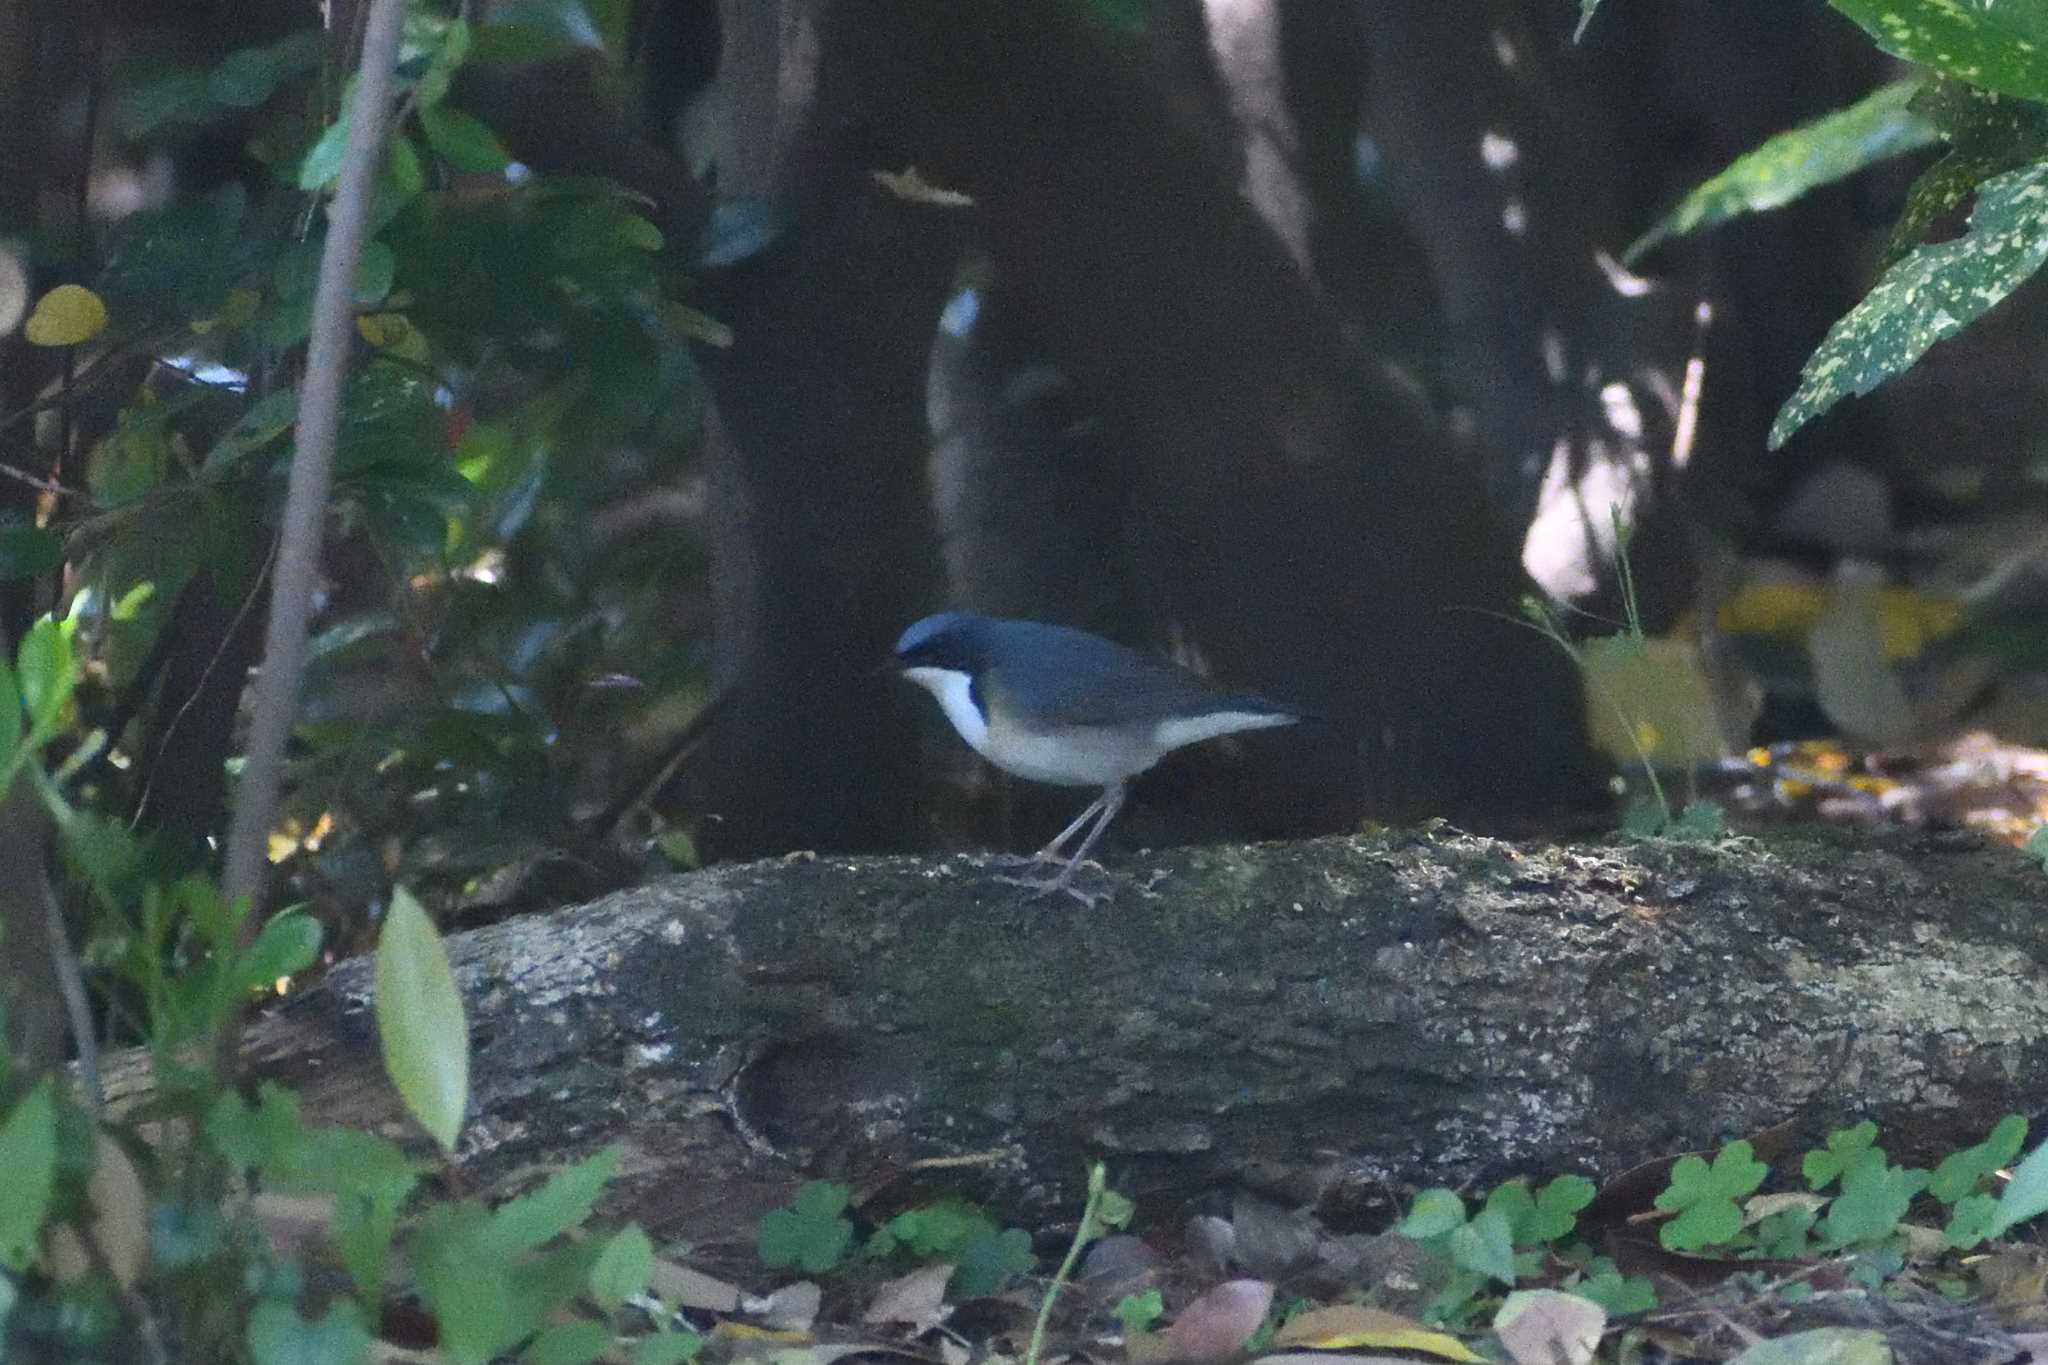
[375,887,470,1151]
[24,284,110,346]
[17,615,76,734]
[1830,0,2048,102]
[233,910,323,996]
[1627,80,1935,263]
[1772,160,2048,449]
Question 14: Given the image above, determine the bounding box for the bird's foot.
[995,861,1116,906]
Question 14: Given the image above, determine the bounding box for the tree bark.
[691,0,961,861]
[101,827,2048,1264]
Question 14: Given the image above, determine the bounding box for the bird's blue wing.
[981,620,1294,727]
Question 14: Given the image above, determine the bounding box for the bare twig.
[218,0,410,1054]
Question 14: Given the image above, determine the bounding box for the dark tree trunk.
[111,827,2048,1271]
[690,0,961,861]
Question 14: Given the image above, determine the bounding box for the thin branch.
[219,0,409,925]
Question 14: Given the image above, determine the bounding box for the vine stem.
[216,0,409,1069]
[1025,1163,1113,1365]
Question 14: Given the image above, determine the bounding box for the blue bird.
[892,611,1306,900]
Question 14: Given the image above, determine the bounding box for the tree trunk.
[691,0,961,861]
[102,827,2048,1270]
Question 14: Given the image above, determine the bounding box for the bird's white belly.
[980,714,1164,787]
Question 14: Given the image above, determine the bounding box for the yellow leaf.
[24,284,108,346]
[1716,578,1959,660]
[1579,636,1728,766]
[1272,1305,1483,1362]
[357,312,410,347]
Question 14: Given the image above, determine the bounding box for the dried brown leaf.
[1493,1290,1605,1365]
[1155,1280,1274,1364]
[651,1257,743,1312]
[45,1133,149,1288]
[864,1263,955,1332]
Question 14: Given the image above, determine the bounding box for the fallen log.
[98,825,2048,1268]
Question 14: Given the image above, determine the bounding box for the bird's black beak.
[872,656,902,680]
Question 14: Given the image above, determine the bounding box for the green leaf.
[422,105,511,173]
[17,614,75,734]
[953,1225,1035,1297]
[298,108,354,191]
[1398,1187,1468,1240]
[1627,80,1936,264]
[1993,1131,2048,1236]
[1772,160,2048,449]
[1803,1120,1883,1190]
[412,1203,520,1365]
[208,47,281,109]
[1883,150,2005,267]
[1820,1162,1926,1247]
[123,70,215,137]
[485,1147,619,1257]
[524,1320,612,1365]
[271,237,396,348]
[1885,81,2048,266]
[757,1181,855,1274]
[1448,1207,1516,1286]
[589,1223,654,1309]
[205,1083,308,1173]
[1487,1175,1595,1248]
[1944,1192,2002,1249]
[232,910,323,996]
[0,661,22,785]
[0,1080,57,1271]
[101,183,249,320]
[375,886,470,1151]
[0,524,62,581]
[203,390,300,474]
[1116,1289,1166,1334]
[1932,1114,2027,1203]
[1573,1264,1656,1315]
[246,1300,372,1365]
[1830,0,2048,103]
[1656,1141,1769,1251]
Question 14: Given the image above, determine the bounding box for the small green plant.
[1393,1174,1636,1326]
[756,1182,857,1275]
[1115,1288,1166,1335]
[752,1185,1039,1295]
[1654,1140,1769,1251]
[869,1198,1037,1297]
[1519,509,1726,842]
[1025,1164,1134,1365]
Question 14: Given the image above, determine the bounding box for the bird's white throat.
[903,665,991,753]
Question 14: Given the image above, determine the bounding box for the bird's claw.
[994,862,1116,906]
